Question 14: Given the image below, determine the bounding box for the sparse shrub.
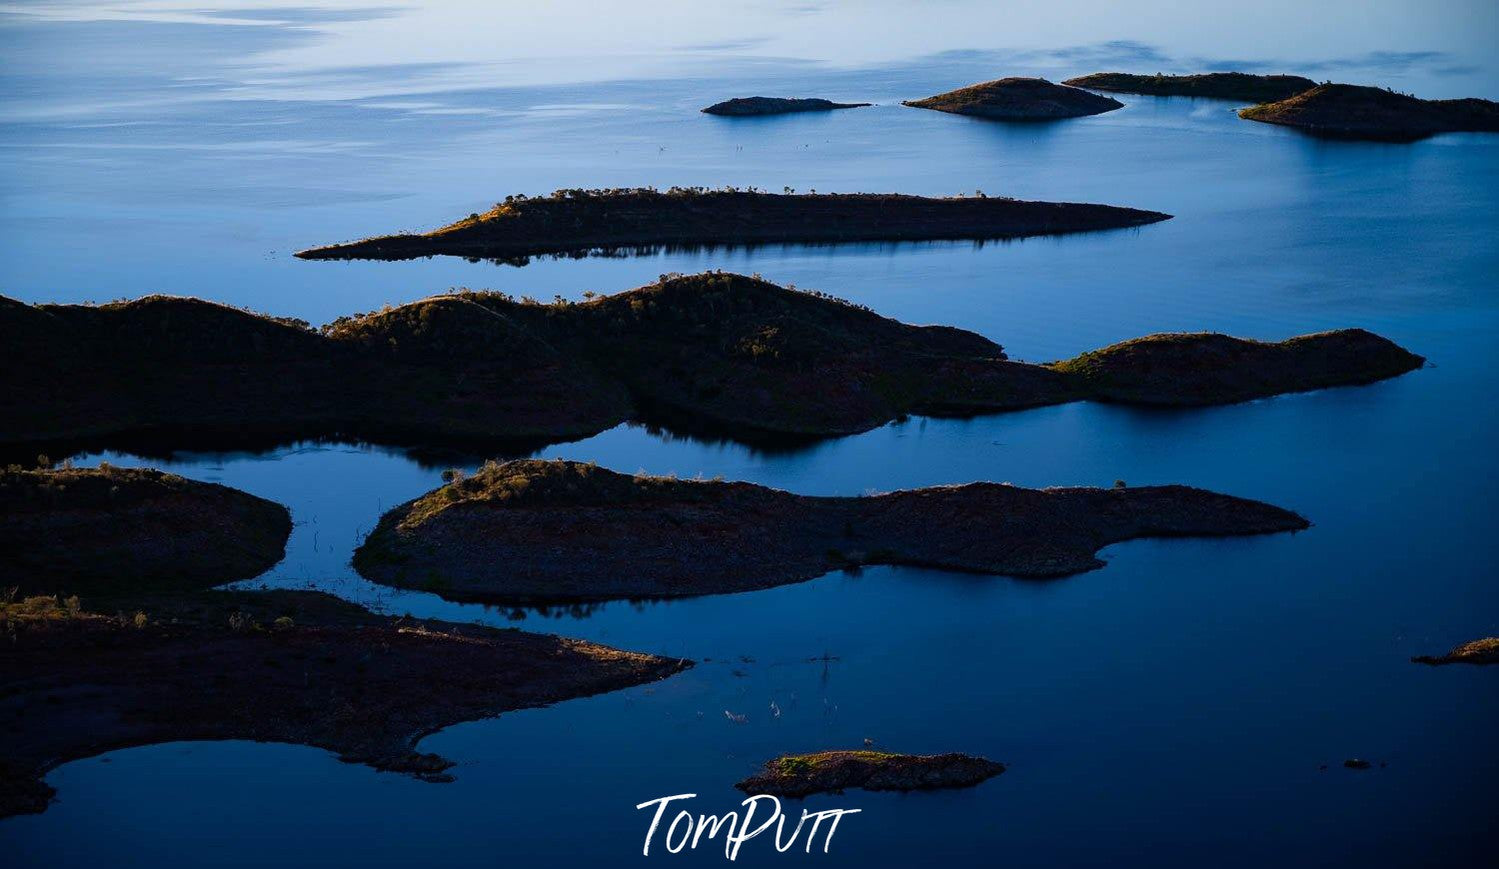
[272,616,295,632]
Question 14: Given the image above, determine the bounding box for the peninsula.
[736,751,1005,798]
[1063,72,1316,103]
[0,589,689,818]
[703,97,870,116]
[292,188,1168,262]
[903,77,1122,120]
[352,458,1309,602]
[1239,84,1499,141]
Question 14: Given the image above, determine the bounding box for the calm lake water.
[3,2,1497,866]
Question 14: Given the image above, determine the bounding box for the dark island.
[1,465,290,594]
[352,458,1308,602]
[702,97,870,116]
[0,291,630,451]
[1239,84,1499,141]
[1,275,1425,452]
[1412,637,1499,666]
[1062,72,1316,103]
[902,77,1122,120]
[1050,329,1424,406]
[292,188,1167,262]
[736,751,1004,798]
[0,589,689,818]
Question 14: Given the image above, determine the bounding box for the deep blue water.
[2,3,1497,866]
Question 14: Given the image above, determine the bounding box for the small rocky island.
[702,97,870,116]
[1239,84,1499,141]
[0,465,290,594]
[293,188,1168,262]
[1412,638,1499,666]
[1063,72,1316,103]
[903,77,1122,120]
[0,589,689,818]
[736,751,1005,798]
[353,459,1308,602]
[1,274,1424,451]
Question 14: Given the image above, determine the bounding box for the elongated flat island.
[293,188,1169,261]
[703,96,870,116]
[352,459,1309,602]
[1,274,1424,452]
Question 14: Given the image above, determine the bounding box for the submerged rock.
[736,751,1005,797]
[0,590,689,818]
[1063,72,1316,103]
[902,77,1122,120]
[0,465,290,594]
[1,275,1423,451]
[353,458,1309,602]
[1411,637,1499,666]
[1239,84,1499,141]
[293,188,1166,261]
[702,96,870,116]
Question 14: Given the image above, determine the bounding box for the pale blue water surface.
[2,2,1497,866]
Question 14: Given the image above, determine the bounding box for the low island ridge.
[702,97,870,116]
[293,188,1167,262]
[1063,72,1317,103]
[736,751,1005,798]
[352,458,1310,602]
[1,274,1424,452]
